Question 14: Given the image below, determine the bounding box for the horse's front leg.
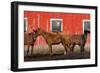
[48,44,53,56]
[31,44,34,56]
[24,45,27,56]
[26,45,30,56]
[80,44,85,57]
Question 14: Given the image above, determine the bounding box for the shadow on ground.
[24,52,90,62]
[24,44,90,62]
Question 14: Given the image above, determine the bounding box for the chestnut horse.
[24,30,38,56]
[35,28,69,56]
[60,31,89,55]
[36,28,89,56]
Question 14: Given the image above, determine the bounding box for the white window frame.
[82,20,90,33]
[24,17,28,32]
[50,18,63,32]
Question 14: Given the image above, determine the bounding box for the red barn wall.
[24,11,90,34]
[24,11,90,46]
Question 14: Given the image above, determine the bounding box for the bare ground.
[24,44,90,62]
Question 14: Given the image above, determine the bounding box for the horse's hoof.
[50,53,53,56]
[64,52,67,55]
[31,54,33,57]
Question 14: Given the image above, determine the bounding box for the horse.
[24,29,38,56]
[35,28,70,56]
[60,31,89,56]
[36,28,89,56]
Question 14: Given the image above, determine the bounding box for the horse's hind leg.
[70,43,75,53]
[62,43,68,55]
[69,43,76,58]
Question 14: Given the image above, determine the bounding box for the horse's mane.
[39,28,59,36]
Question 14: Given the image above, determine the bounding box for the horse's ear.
[33,29,37,32]
[29,33,32,35]
[33,29,35,31]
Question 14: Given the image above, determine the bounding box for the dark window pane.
[84,21,90,32]
[51,20,62,32]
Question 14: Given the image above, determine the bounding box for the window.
[50,18,63,32]
[24,17,28,32]
[83,20,90,33]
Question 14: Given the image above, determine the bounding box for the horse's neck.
[41,31,47,39]
[82,32,89,41]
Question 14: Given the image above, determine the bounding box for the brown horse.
[60,31,89,55]
[36,28,89,56]
[24,30,38,56]
[35,28,69,56]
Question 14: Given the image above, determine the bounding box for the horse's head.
[31,29,39,40]
[33,28,42,35]
[33,28,46,38]
[37,28,46,35]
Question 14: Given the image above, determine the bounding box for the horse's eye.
[29,33,31,35]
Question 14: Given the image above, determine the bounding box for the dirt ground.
[24,44,90,62]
